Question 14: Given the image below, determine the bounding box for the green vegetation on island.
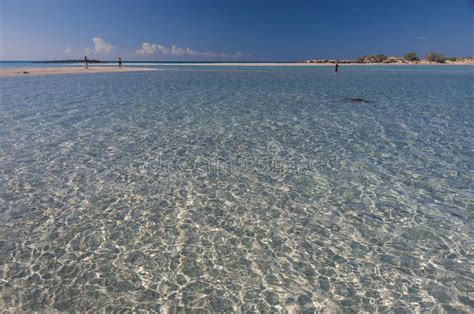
[355,54,388,63]
[404,52,420,61]
[306,52,473,64]
[424,52,447,63]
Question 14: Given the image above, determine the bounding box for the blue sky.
[1,0,473,61]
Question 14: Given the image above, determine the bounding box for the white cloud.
[81,37,116,56]
[232,52,246,58]
[171,45,187,56]
[416,36,429,40]
[92,37,116,53]
[136,42,169,55]
[135,42,247,59]
[64,46,72,54]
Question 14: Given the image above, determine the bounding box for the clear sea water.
[0,65,473,312]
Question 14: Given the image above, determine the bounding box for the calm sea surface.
[1,65,473,311]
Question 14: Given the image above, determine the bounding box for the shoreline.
[0,66,158,77]
[158,62,474,67]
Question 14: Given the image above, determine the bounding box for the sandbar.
[0,66,158,77]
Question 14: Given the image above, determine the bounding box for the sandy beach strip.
[0,66,158,77]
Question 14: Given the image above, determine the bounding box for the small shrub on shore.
[373,54,388,63]
[404,52,419,61]
[355,54,388,63]
[425,52,447,63]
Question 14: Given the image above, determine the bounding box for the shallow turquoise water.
[1,66,473,311]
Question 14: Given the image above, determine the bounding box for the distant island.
[306,52,474,65]
[33,59,107,64]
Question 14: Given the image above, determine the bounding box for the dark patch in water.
[343,97,373,104]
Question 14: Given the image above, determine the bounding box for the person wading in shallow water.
[335,60,339,73]
[118,57,122,68]
[84,56,88,69]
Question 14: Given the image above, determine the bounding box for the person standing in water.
[118,57,122,68]
[84,56,88,69]
[335,60,339,73]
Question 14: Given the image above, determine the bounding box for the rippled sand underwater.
[1,66,473,312]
